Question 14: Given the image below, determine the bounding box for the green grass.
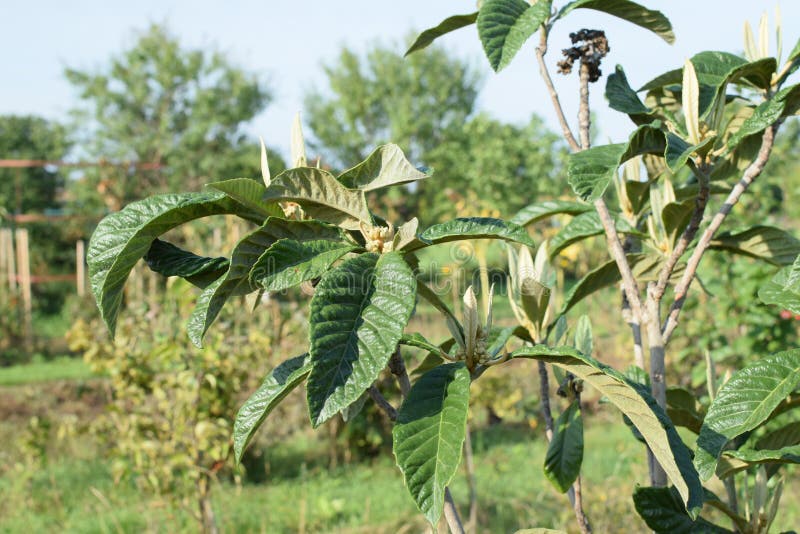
[0,356,93,386]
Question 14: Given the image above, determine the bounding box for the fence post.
[76,239,86,296]
[15,228,32,350]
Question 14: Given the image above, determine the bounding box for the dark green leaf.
[511,200,592,226]
[666,387,704,435]
[249,239,357,292]
[406,13,478,56]
[144,239,228,289]
[477,0,551,72]
[709,226,800,266]
[307,252,416,426]
[664,133,715,173]
[549,212,639,257]
[756,421,800,451]
[758,254,800,313]
[662,199,696,246]
[606,65,653,123]
[337,144,431,191]
[568,123,665,202]
[557,0,674,44]
[728,84,800,151]
[187,218,342,347]
[412,217,535,251]
[393,363,471,525]
[87,191,259,336]
[207,178,284,219]
[513,345,703,516]
[722,445,800,469]
[633,487,731,533]
[543,400,584,493]
[233,355,310,464]
[400,333,447,356]
[694,349,800,480]
[264,167,371,230]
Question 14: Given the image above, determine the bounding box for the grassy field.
[0,356,93,386]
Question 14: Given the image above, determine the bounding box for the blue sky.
[1,1,796,160]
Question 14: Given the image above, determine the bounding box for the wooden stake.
[15,229,32,349]
[2,228,15,292]
[76,240,86,297]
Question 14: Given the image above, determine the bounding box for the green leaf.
[249,239,358,292]
[543,400,584,493]
[207,178,284,219]
[412,217,535,251]
[233,355,310,464]
[640,52,775,93]
[400,333,447,356]
[666,387,704,435]
[511,200,592,226]
[406,13,478,56]
[143,239,228,289]
[87,191,259,336]
[694,349,800,481]
[264,167,372,230]
[307,252,416,427]
[513,345,703,516]
[187,218,342,347]
[393,363,470,526]
[416,279,463,336]
[664,133,715,173]
[728,83,800,151]
[557,0,674,44]
[573,315,593,357]
[549,212,639,257]
[722,445,800,468]
[662,199,696,246]
[337,144,431,191]
[606,65,652,123]
[758,254,800,313]
[568,123,665,202]
[633,486,731,534]
[477,0,551,72]
[709,226,800,266]
[757,421,800,451]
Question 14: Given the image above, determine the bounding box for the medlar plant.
[87,1,800,532]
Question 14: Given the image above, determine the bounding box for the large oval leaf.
[393,362,471,526]
[511,200,592,226]
[207,178,284,218]
[307,252,416,427]
[187,218,343,347]
[477,0,551,72]
[233,354,310,464]
[758,255,800,313]
[543,400,584,493]
[633,487,730,534]
[406,13,478,56]
[557,0,674,44]
[606,65,653,123]
[549,212,639,257]
[144,239,228,289]
[337,144,431,191]
[513,345,703,517]
[87,191,261,336]
[694,349,800,481]
[411,217,535,251]
[264,167,371,230]
[249,239,358,292]
[709,226,800,266]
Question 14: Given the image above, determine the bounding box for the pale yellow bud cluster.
[362,224,395,253]
[282,202,305,220]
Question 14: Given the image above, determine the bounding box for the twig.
[536,30,581,152]
[662,125,777,343]
[368,385,397,421]
[578,63,591,150]
[644,284,668,486]
[463,424,478,532]
[444,488,466,534]
[388,348,411,397]
[652,164,710,302]
[538,361,555,440]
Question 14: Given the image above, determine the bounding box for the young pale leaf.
[694,349,800,480]
[633,487,730,534]
[307,252,416,427]
[291,112,307,168]
[233,355,310,464]
[260,137,271,187]
[406,13,478,56]
[543,400,584,493]
[264,167,372,230]
[758,255,800,314]
[549,212,639,257]
[709,226,800,266]
[338,144,430,191]
[513,345,703,516]
[249,239,357,292]
[393,217,425,251]
[744,21,758,62]
[393,363,470,526]
[87,191,261,336]
[511,200,592,227]
[682,60,701,145]
[573,315,593,357]
[411,217,535,251]
[557,0,674,44]
[207,178,284,219]
[567,123,665,202]
[187,218,343,347]
[476,0,552,72]
[143,239,228,289]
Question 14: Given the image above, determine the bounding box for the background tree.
[65,24,272,211]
